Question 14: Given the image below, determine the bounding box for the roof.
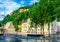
[4,21,14,29]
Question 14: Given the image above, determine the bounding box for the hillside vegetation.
[2,0,60,30]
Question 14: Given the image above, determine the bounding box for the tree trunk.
[35,24,37,42]
[35,24,37,34]
[41,23,44,36]
[48,22,50,42]
[41,23,44,42]
[41,25,43,42]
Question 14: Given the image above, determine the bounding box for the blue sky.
[0,0,39,20]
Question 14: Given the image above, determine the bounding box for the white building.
[57,22,60,31]
[18,18,60,35]
[51,20,60,34]
[20,18,30,35]
[4,21,16,34]
[28,23,49,36]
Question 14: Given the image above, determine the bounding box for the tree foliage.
[2,0,60,31]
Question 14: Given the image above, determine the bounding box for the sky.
[0,0,39,20]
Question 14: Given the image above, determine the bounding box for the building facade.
[51,20,60,34]
[4,21,16,34]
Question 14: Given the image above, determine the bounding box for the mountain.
[2,6,31,30]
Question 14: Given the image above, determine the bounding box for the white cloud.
[0,0,21,15]
[0,2,4,8]
[30,0,39,5]
[20,1,25,4]
[3,1,21,14]
[0,12,4,15]
[0,0,21,20]
[0,15,4,20]
[0,17,4,20]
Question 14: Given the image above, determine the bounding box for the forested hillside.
[2,0,60,30]
[2,6,31,30]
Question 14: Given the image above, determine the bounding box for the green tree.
[29,3,40,34]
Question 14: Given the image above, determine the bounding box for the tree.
[0,21,2,27]
[29,3,40,34]
[3,6,30,30]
